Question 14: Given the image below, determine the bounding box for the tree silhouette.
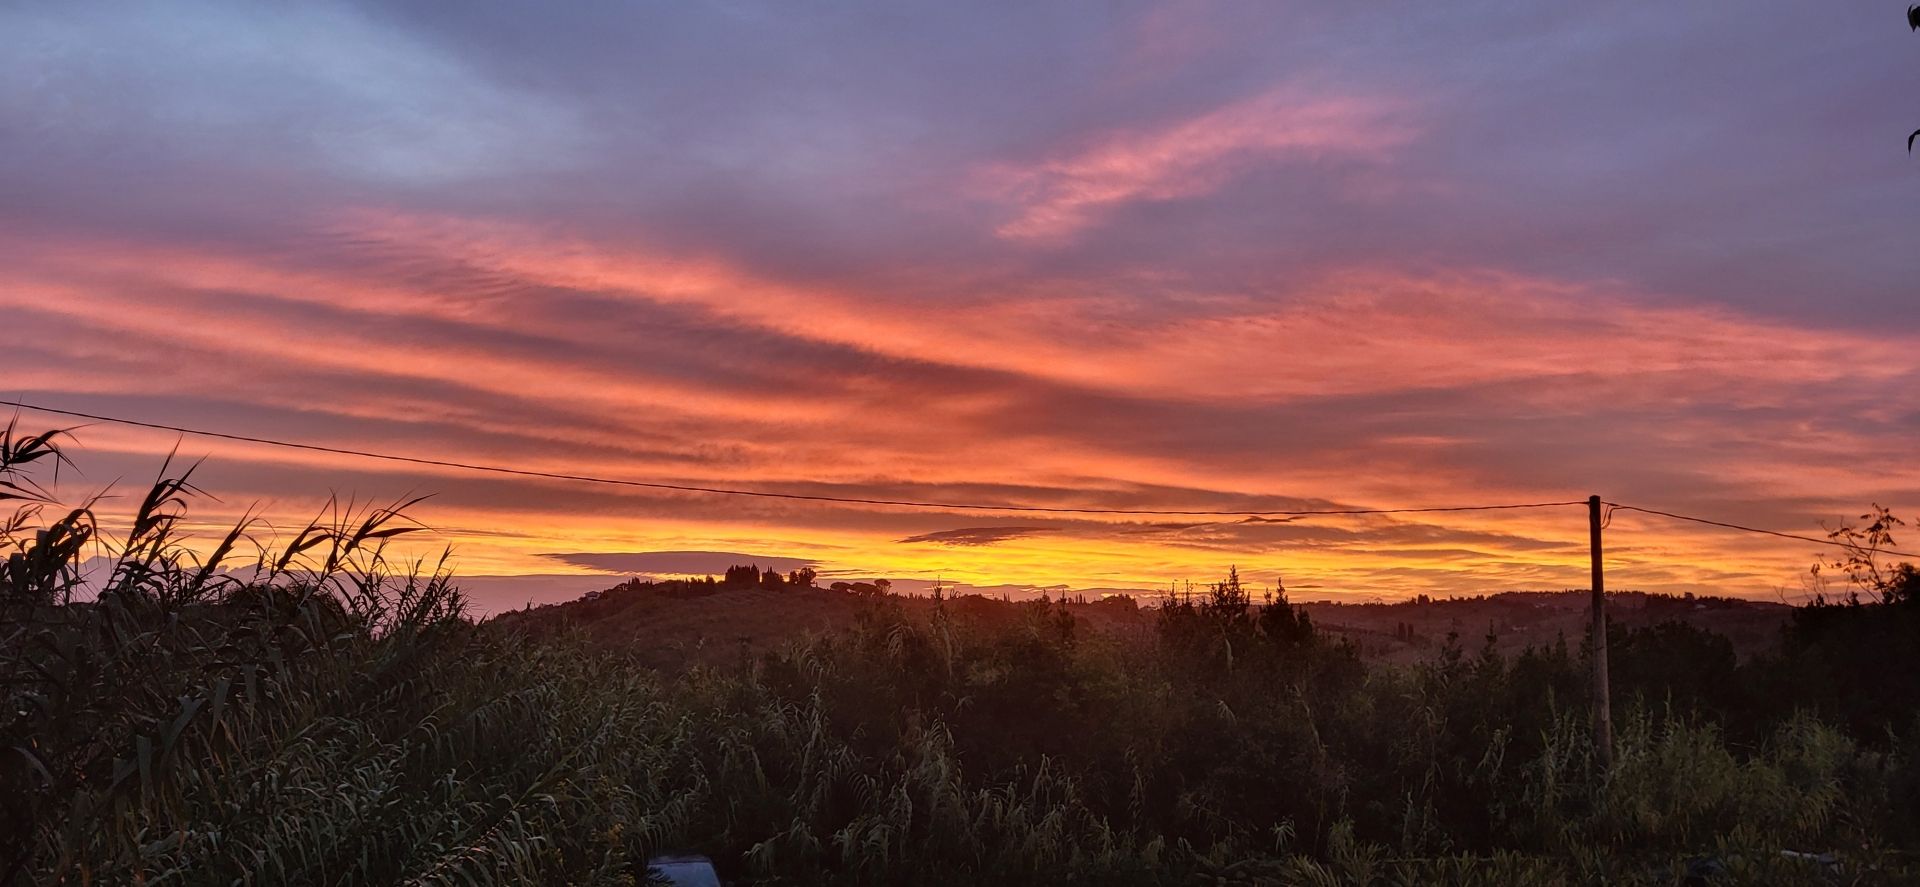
[1911,6,1919,151]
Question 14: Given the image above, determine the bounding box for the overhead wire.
[9,400,1915,562]
[1604,503,1920,559]
[3,401,1586,517]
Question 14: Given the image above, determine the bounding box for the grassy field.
[5,429,1918,885]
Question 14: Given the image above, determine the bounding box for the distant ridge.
[495,577,1790,670]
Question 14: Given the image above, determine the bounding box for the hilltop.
[490,574,1791,668]
[491,577,1153,669]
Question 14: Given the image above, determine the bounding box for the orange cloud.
[10,221,1915,610]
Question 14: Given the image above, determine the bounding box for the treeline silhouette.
[4,427,1919,884]
[576,564,893,602]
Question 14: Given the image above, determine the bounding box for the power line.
[4,400,1585,517]
[11,402,1916,565]
[1605,503,1920,559]
[15,401,1915,559]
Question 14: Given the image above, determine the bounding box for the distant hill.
[490,578,1151,669]
[492,578,1791,669]
[1295,589,1791,664]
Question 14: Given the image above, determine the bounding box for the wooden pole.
[1588,494,1613,769]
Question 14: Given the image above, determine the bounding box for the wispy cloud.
[985,87,1410,241]
[898,526,1057,546]
[543,551,817,575]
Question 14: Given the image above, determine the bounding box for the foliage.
[4,431,1919,884]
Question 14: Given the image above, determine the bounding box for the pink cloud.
[983,87,1412,242]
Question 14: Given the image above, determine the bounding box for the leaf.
[161,695,205,750]
[1910,4,1919,30]
[1911,129,1919,153]
[136,734,153,796]
[11,746,55,789]
[204,676,232,739]
[362,526,423,540]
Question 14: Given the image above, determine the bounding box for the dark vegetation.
[5,427,1920,884]
[516,573,1794,672]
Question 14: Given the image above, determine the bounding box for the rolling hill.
[490,577,1792,669]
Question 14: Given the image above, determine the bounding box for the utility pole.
[1588,494,1613,769]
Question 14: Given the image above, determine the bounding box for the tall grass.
[4,427,1917,884]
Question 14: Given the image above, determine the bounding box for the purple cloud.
[898,526,1058,546]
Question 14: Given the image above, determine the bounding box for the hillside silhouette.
[496,572,1791,669]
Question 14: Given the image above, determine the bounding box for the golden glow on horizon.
[54,419,1855,609]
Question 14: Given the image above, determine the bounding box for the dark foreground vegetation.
[5,428,1920,885]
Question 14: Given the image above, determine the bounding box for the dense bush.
[3,428,1918,884]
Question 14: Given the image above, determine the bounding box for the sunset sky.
[5,2,1916,612]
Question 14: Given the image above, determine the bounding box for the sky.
[4,1,1917,613]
